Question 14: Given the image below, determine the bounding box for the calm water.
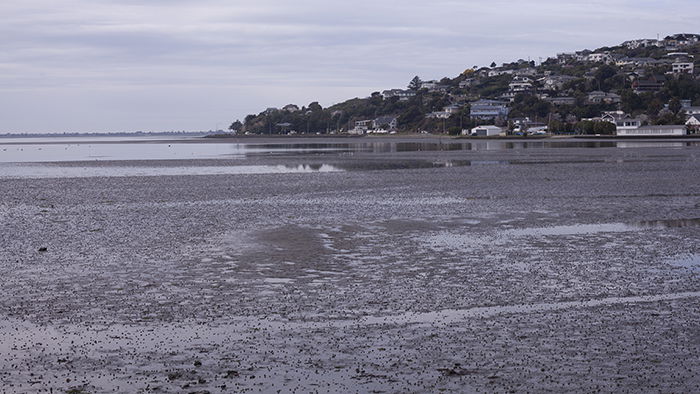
[1,136,698,179]
[1,137,698,164]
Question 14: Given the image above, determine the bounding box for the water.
[0,163,343,178]
[2,136,698,164]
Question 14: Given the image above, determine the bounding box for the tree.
[308,102,323,112]
[408,76,422,91]
[228,120,243,132]
[490,62,497,68]
[647,98,663,119]
[668,97,682,114]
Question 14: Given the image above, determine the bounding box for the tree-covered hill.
[231,34,700,135]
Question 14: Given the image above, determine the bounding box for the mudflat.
[1,137,699,392]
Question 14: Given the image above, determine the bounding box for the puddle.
[0,163,343,179]
[668,254,700,271]
[505,223,637,237]
[637,218,700,228]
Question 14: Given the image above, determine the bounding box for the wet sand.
[1,139,699,392]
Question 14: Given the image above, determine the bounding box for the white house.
[466,125,503,136]
[686,115,700,132]
[487,69,515,77]
[588,52,613,63]
[427,111,451,119]
[420,80,439,89]
[672,62,695,74]
[382,89,416,101]
[622,39,662,49]
[350,120,373,134]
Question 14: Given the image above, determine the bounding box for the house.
[617,125,686,136]
[443,104,462,114]
[382,89,416,101]
[488,69,515,77]
[351,120,373,134]
[587,91,622,104]
[683,106,700,116]
[469,99,510,119]
[513,68,538,77]
[372,116,398,130]
[664,34,700,48]
[420,80,439,90]
[465,125,503,136]
[544,96,576,105]
[539,75,578,90]
[622,39,662,49]
[426,111,451,119]
[616,57,663,67]
[672,62,695,74]
[459,78,476,88]
[588,52,614,64]
[632,75,666,93]
[686,115,700,132]
[508,76,533,92]
[602,111,643,132]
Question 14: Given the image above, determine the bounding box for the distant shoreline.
[1,133,699,146]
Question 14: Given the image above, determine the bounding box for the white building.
[617,125,687,136]
[588,52,613,63]
[420,80,439,89]
[622,39,662,49]
[466,125,503,136]
[427,111,451,119]
[672,62,695,74]
[685,115,700,132]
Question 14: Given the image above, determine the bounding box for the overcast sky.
[1,0,698,133]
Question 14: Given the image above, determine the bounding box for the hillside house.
[588,52,614,64]
[544,96,576,105]
[469,99,510,120]
[351,120,373,134]
[632,75,666,93]
[459,78,476,88]
[443,104,462,114]
[372,116,398,130]
[672,62,695,74]
[602,111,643,133]
[426,111,451,119]
[540,75,578,90]
[622,39,662,49]
[508,76,534,92]
[488,69,515,77]
[587,91,622,104]
[686,115,700,132]
[382,89,416,101]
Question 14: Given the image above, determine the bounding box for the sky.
[1,0,698,133]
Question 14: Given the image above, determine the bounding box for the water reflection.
[0,164,343,179]
[637,218,700,228]
[2,138,699,163]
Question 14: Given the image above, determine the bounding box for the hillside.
[231,34,700,135]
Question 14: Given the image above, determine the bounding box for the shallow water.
[2,136,699,164]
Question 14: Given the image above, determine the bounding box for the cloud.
[1,0,698,132]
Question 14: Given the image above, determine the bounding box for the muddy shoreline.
[1,141,699,392]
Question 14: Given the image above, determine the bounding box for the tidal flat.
[1,137,699,393]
